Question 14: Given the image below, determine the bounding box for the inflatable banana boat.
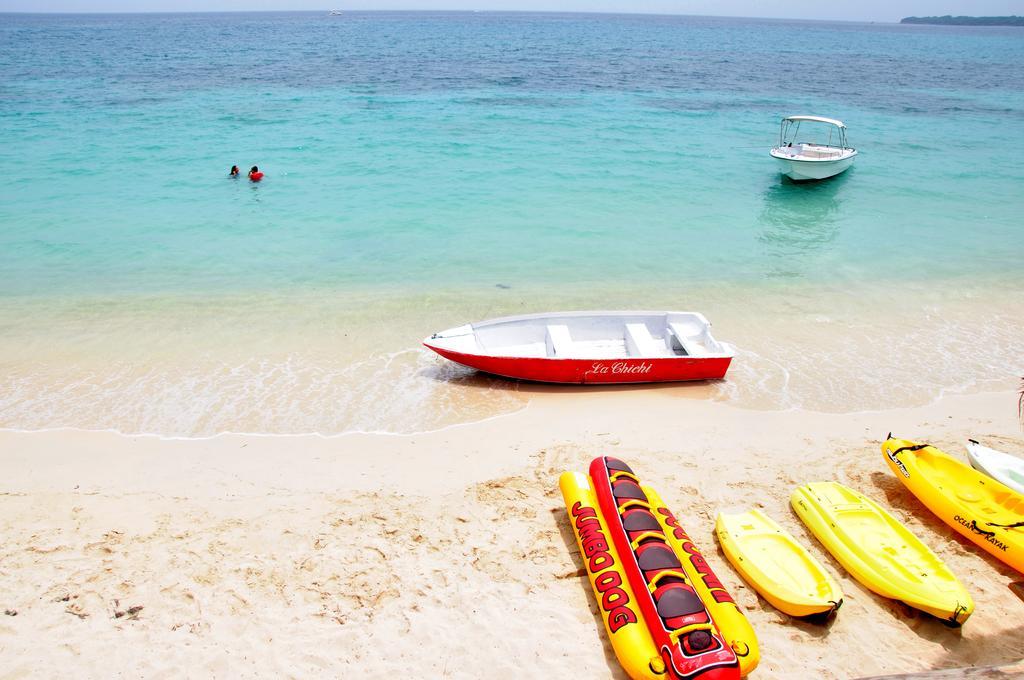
[559,457,758,679]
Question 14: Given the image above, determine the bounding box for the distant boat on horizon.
[328,9,343,16]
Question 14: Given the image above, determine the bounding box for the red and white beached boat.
[423,311,734,384]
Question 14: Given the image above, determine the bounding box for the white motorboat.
[328,9,343,15]
[770,116,857,181]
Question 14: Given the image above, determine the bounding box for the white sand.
[1,388,1022,678]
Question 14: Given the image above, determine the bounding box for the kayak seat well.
[545,324,574,357]
[625,323,667,357]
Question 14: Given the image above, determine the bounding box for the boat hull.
[966,440,1024,496]
[773,155,854,181]
[423,344,732,384]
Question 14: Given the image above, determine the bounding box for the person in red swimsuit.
[248,165,264,182]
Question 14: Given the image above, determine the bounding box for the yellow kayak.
[791,481,974,626]
[882,436,1024,574]
[715,509,843,618]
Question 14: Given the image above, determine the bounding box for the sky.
[0,0,1021,22]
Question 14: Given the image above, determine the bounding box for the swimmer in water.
[229,165,240,177]
[248,165,264,182]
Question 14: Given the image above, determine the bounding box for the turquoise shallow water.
[1,12,1022,434]
[2,12,1023,295]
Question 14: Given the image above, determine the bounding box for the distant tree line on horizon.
[900,15,1024,26]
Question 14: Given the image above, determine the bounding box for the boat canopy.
[783,115,846,128]
[777,115,851,150]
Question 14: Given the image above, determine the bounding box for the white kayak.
[966,439,1024,495]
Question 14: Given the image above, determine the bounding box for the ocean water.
[1,12,1022,435]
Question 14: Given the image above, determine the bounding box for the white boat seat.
[625,323,664,357]
[545,324,574,357]
[667,322,705,357]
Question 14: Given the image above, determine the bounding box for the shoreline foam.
[0,380,1019,442]
[2,277,1022,436]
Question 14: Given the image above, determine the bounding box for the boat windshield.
[779,119,849,150]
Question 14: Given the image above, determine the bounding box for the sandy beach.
[2,387,1021,678]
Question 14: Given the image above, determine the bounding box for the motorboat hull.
[772,153,855,181]
[423,344,732,384]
